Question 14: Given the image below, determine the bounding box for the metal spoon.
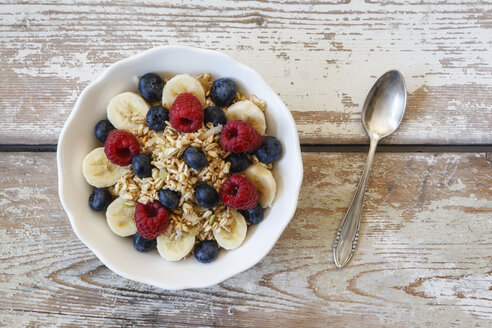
[333,70,407,269]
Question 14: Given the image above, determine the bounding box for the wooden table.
[1,1,491,327]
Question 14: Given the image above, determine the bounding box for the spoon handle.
[333,138,378,268]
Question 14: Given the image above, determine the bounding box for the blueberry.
[240,204,264,224]
[94,119,115,143]
[159,188,180,209]
[133,232,156,252]
[255,136,282,164]
[184,147,207,170]
[132,153,153,178]
[204,106,227,126]
[146,106,169,131]
[138,72,164,102]
[88,188,112,211]
[194,183,219,208]
[194,240,219,263]
[210,78,237,107]
[226,153,250,173]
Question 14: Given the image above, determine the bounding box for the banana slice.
[107,92,150,130]
[243,164,276,208]
[106,197,137,237]
[82,147,125,188]
[213,210,247,250]
[157,232,195,261]
[162,74,206,108]
[225,100,266,135]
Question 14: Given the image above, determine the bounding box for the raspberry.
[169,93,204,133]
[104,130,140,166]
[219,174,259,210]
[134,201,170,239]
[220,120,262,153]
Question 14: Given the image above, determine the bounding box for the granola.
[83,71,282,263]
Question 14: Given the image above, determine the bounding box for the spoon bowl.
[362,70,407,140]
[333,70,407,268]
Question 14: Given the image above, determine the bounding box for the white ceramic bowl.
[57,46,303,289]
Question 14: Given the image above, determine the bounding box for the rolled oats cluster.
[114,123,234,243]
[82,72,283,263]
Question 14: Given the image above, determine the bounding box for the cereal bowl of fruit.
[57,46,303,289]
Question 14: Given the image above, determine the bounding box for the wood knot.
[255,16,266,26]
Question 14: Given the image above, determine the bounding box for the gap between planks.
[1,144,492,153]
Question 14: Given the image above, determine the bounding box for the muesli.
[82,72,282,263]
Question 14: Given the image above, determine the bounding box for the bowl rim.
[57,45,303,289]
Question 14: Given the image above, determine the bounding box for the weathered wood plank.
[0,1,491,145]
[0,152,491,327]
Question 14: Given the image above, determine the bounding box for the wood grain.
[1,0,491,145]
[1,152,491,327]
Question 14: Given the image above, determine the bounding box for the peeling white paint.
[1,0,491,144]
